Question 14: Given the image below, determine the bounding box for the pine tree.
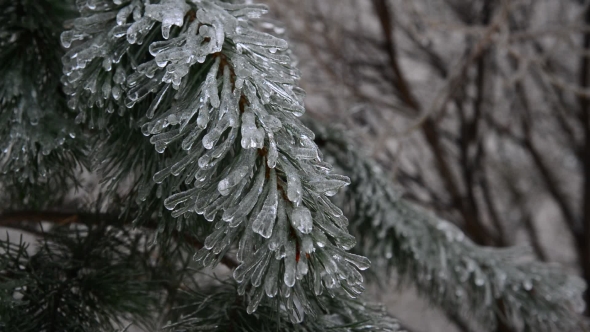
[0,0,586,331]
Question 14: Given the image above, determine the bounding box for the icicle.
[251,253,272,287]
[218,165,249,196]
[204,226,226,250]
[149,36,187,57]
[234,248,267,283]
[149,129,181,145]
[170,154,196,176]
[127,18,155,44]
[264,258,280,297]
[214,1,269,18]
[237,227,254,263]
[101,79,112,100]
[222,163,266,223]
[289,292,305,323]
[262,114,282,132]
[287,175,303,205]
[218,66,232,119]
[197,104,211,129]
[247,288,265,314]
[116,4,134,25]
[146,84,170,119]
[153,166,171,184]
[164,187,199,210]
[284,239,297,287]
[252,168,278,238]
[268,197,288,251]
[312,262,323,296]
[300,235,314,254]
[203,57,221,108]
[291,147,318,160]
[144,0,191,39]
[241,111,265,149]
[308,177,350,194]
[218,150,255,196]
[181,126,204,151]
[231,30,288,50]
[267,133,278,168]
[61,30,89,48]
[198,128,237,169]
[341,252,371,271]
[202,115,230,149]
[296,255,308,279]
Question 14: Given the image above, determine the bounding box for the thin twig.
[0,210,240,270]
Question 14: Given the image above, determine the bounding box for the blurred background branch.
[261,0,590,330]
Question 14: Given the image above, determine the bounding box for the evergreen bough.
[0,0,585,331]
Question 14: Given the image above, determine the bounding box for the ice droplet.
[475,277,485,287]
[290,206,312,234]
[523,279,533,291]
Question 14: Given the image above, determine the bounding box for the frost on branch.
[0,0,83,199]
[62,0,369,323]
[164,281,404,332]
[312,123,586,332]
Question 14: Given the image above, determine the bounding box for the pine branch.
[162,279,406,332]
[0,223,158,331]
[311,122,587,332]
[0,211,408,331]
[60,0,370,323]
[1,0,585,330]
[0,0,87,207]
[0,210,239,269]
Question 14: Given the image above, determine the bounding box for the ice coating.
[60,0,367,324]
